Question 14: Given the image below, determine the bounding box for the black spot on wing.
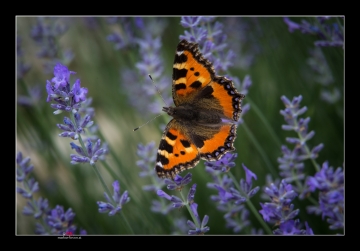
[166,131,177,141]
[174,83,186,91]
[190,81,202,89]
[157,153,169,165]
[173,68,188,80]
[180,139,191,148]
[159,139,173,154]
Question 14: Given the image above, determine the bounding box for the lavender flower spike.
[17,151,85,235]
[46,63,88,114]
[187,203,210,235]
[70,139,108,165]
[260,179,313,235]
[305,161,344,230]
[259,180,299,225]
[97,180,130,216]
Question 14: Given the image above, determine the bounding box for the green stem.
[246,97,283,149]
[89,163,113,203]
[241,122,278,178]
[229,172,272,234]
[72,117,134,234]
[96,129,129,187]
[119,211,134,234]
[179,189,201,230]
[89,160,134,234]
[290,117,321,173]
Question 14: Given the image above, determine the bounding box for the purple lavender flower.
[278,95,324,185]
[46,63,88,114]
[156,190,184,208]
[70,138,108,165]
[17,177,39,199]
[150,200,174,215]
[136,141,166,192]
[72,79,88,103]
[260,179,314,235]
[115,19,170,116]
[106,17,138,50]
[136,141,172,215]
[307,47,341,104]
[206,158,259,233]
[97,180,130,216]
[259,178,315,235]
[30,17,74,73]
[305,161,344,230]
[205,152,237,172]
[233,75,252,97]
[51,63,76,89]
[16,36,31,79]
[283,17,344,48]
[156,174,194,209]
[16,152,85,235]
[222,18,262,70]
[45,205,76,235]
[16,152,34,182]
[165,173,192,191]
[180,16,202,28]
[126,36,171,115]
[209,185,246,232]
[82,17,100,29]
[156,173,210,235]
[273,219,313,235]
[17,85,43,107]
[172,217,189,234]
[212,183,236,205]
[57,113,93,139]
[16,152,39,199]
[136,141,157,178]
[187,203,210,235]
[259,179,299,225]
[224,206,250,233]
[46,63,108,165]
[229,164,260,205]
[260,174,280,201]
[105,18,171,116]
[23,197,49,219]
[31,17,68,58]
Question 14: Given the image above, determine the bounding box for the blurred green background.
[16,16,344,235]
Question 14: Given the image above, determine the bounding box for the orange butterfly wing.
[155,40,245,179]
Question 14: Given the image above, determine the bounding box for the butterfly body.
[155,40,245,179]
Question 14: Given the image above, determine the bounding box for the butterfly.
[155,39,245,179]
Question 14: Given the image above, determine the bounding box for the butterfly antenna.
[134,75,168,132]
[133,113,163,131]
[148,74,168,106]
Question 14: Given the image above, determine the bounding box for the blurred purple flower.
[97,180,130,216]
[283,17,343,48]
[278,95,324,185]
[16,151,85,235]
